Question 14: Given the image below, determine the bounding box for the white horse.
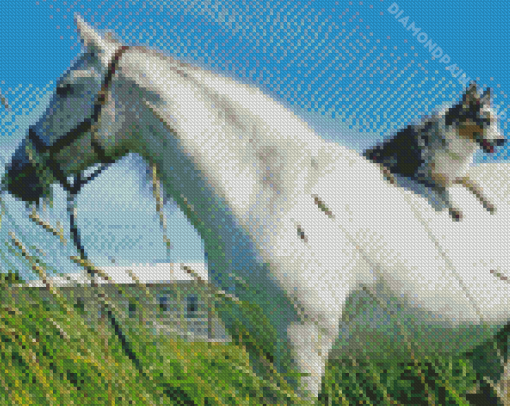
[3,14,510,401]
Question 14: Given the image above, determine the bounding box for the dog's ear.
[462,81,479,107]
[480,88,491,107]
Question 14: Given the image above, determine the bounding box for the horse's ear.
[75,14,121,66]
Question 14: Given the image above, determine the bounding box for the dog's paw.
[484,202,496,214]
[383,169,396,185]
[448,207,463,221]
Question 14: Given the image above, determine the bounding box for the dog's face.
[446,82,506,153]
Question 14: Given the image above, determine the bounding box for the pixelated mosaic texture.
[0,0,510,404]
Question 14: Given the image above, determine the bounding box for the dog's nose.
[495,137,506,147]
[3,138,45,203]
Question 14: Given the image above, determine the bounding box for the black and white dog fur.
[364,82,506,221]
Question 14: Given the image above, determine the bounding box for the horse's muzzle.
[3,138,46,203]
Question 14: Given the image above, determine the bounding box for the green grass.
[0,195,506,405]
[0,279,284,405]
[0,271,505,405]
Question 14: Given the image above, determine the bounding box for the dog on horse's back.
[364,82,506,221]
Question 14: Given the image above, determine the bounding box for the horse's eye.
[56,84,74,97]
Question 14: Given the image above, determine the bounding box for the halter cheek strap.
[28,45,131,194]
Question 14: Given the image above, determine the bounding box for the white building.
[14,263,230,342]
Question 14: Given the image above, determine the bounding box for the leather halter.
[27,45,130,194]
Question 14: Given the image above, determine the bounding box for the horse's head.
[2,15,131,203]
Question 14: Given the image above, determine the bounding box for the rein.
[23,44,184,386]
[24,45,131,263]
[28,45,130,196]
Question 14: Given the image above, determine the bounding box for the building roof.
[22,263,209,288]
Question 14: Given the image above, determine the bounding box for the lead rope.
[65,172,149,371]
[24,43,149,378]
[58,56,153,373]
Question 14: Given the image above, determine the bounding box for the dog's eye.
[56,84,74,97]
[478,117,491,127]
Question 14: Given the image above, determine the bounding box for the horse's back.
[312,153,510,358]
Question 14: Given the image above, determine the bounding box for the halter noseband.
[28,45,131,194]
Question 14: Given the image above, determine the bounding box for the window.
[186,295,198,318]
[159,295,169,312]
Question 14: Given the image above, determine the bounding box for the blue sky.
[0,0,509,279]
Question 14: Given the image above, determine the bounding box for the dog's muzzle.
[478,136,506,154]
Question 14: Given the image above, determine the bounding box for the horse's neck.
[125,50,342,282]
[129,52,337,225]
